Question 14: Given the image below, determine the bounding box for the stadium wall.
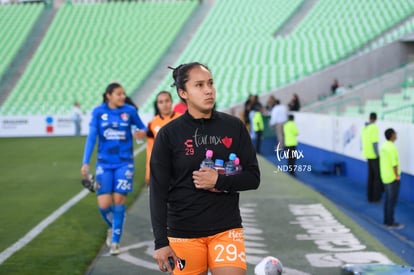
[304,61,414,115]
[0,114,153,137]
[294,112,414,202]
[0,115,90,137]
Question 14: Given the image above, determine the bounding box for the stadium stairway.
[0,5,56,104]
[260,137,414,266]
[130,0,214,107]
[274,0,317,37]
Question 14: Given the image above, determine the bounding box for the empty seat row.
[0,1,197,115]
[139,0,414,114]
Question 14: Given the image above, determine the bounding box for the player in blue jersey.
[81,82,147,255]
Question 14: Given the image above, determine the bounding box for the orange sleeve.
[146,113,181,184]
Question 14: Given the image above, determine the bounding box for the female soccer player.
[149,62,260,274]
[145,91,181,186]
[81,82,147,255]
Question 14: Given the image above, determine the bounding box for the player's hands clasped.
[193,167,219,190]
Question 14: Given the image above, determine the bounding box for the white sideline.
[0,189,90,265]
[0,143,146,265]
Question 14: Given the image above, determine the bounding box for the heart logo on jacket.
[222,136,232,148]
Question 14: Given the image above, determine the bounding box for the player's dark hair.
[384,128,395,140]
[125,96,138,110]
[168,62,210,101]
[154,91,172,116]
[369,112,377,121]
[103,82,122,103]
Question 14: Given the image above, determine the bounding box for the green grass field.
[0,137,146,275]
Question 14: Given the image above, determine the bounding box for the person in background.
[247,95,262,141]
[80,82,147,255]
[288,93,300,111]
[73,101,83,136]
[361,112,383,203]
[244,94,262,127]
[145,91,181,186]
[265,95,277,114]
[252,104,264,154]
[380,128,403,229]
[173,99,187,114]
[269,99,287,150]
[331,79,339,95]
[243,94,255,127]
[149,62,260,274]
[283,114,299,177]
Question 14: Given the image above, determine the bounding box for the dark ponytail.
[168,62,210,100]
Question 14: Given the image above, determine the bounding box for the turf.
[0,137,146,275]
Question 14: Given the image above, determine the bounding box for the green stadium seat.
[140,0,414,114]
[363,99,385,115]
[0,3,43,81]
[3,0,414,116]
[1,1,197,115]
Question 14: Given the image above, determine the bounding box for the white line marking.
[0,189,90,264]
[133,143,146,156]
[0,143,147,265]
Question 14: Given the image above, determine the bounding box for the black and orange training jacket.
[149,110,260,250]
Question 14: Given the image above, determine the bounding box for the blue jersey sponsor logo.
[103,128,127,140]
[101,113,108,120]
